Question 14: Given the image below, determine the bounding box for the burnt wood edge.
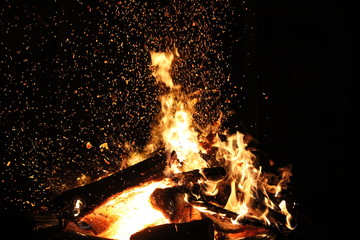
[53,149,167,222]
[171,166,226,182]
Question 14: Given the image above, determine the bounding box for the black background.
[253,1,351,239]
[1,0,351,239]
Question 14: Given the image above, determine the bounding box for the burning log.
[248,195,294,230]
[187,196,295,240]
[54,149,167,222]
[52,141,292,239]
[150,167,226,223]
[43,229,116,240]
[130,219,214,240]
[150,187,202,223]
[187,198,278,239]
[172,166,226,183]
[149,181,281,239]
[187,197,266,228]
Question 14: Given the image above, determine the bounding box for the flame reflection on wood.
[72,180,173,240]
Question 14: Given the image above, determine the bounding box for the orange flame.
[213,132,260,220]
[93,180,172,240]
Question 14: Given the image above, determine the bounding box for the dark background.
[244,1,351,239]
[1,0,351,239]
[248,1,351,239]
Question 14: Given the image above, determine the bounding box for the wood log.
[187,198,266,228]
[130,219,214,240]
[150,185,278,239]
[149,167,225,223]
[51,229,115,240]
[53,149,167,222]
[150,187,202,223]
[172,167,226,183]
[201,184,294,231]
[187,197,281,238]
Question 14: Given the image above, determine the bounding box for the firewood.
[54,149,167,221]
[150,187,202,223]
[51,229,115,240]
[172,167,226,183]
[187,198,266,228]
[130,219,214,240]
[187,197,282,238]
[149,167,225,224]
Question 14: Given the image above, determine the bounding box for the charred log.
[150,185,279,238]
[150,187,202,223]
[45,229,115,240]
[149,167,225,223]
[187,197,281,238]
[187,198,266,228]
[172,167,226,183]
[54,149,167,222]
[130,219,214,240]
[248,196,292,229]
[155,181,266,230]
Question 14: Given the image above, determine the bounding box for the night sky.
[0,0,350,239]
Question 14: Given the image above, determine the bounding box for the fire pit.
[50,51,296,240]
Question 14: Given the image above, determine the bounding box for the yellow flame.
[150,51,207,173]
[212,132,260,219]
[279,200,295,230]
[97,180,172,240]
[150,51,176,89]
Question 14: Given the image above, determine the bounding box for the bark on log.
[54,149,167,221]
[130,219,214,240]
[172,167,226,183]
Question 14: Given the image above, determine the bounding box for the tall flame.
[150,51,208,173]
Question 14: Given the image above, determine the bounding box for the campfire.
[54,51,295,240]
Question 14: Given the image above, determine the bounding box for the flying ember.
[64,50,295,240]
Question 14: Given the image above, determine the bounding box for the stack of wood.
[52,149,292,240]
